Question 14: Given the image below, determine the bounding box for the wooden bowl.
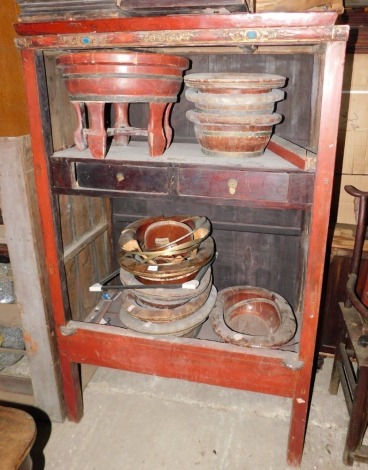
[185,88,284,113]
[184,72,286,93]
[57,51,189,102]
[187,110,282,157]
[144,220,193,250]
[209,286,296,348]
[118,216,214,284]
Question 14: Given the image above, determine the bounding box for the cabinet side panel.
[60,194,113,320]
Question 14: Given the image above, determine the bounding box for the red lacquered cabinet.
[15,9,348,467]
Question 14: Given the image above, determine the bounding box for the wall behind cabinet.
[1,0,29,136]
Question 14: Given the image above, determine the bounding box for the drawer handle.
[228,178,238,195]
[116,172,125,183]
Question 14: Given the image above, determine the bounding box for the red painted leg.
[163,102,174,149]
[148,102,167,157]
[287,399,308,466]
[113,102,130,146]
[59,352,83,422]
[72,102,87,151]
[86,102,107,159]
[287,368,313,467]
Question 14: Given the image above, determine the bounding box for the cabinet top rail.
[16,12,338,35]
[15,13,349,49]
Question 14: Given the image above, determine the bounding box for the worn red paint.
[22,331,39,355]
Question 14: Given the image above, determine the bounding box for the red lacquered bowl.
[57,51,189,102]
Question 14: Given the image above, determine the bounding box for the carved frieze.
[16,25,349,49]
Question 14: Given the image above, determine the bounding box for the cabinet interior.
[43,46,321,351]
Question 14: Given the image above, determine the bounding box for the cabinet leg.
[148,102,167,157]
[113,102,130,146]
[86,102,107,159]
[59,354,83,422]
[287,375,311,467]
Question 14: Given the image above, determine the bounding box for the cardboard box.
[339,54,368,175]
[336,174,368,224]
[335,54,368,224]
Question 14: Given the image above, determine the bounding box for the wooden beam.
[0,376,33,396]
[58,320,297,398]
[15,12,340,37]
[0,347,26,356]
[344,0,368,6]
[148,45,322,55]
[63,221,109,264]
[0,226,6,244]
[268,135,317,170]
[0,136,65,422]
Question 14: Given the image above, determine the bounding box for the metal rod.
[95,256,216,291]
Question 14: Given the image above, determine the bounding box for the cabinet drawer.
[178,168,313,205]
[76,163,169,194]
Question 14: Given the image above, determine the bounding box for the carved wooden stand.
[15,12,348,467]
[57,51,189,158]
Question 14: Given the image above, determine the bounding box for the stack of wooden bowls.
[185,73,286,157]
[119,215,214,284]
[118,215,217,337]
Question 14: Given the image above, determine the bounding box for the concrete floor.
[31,357,364,470]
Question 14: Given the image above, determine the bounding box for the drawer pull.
[228,178,238,195]
[116,172,125,183]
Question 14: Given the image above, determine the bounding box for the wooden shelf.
[52,141,303,170]
[0,136,64,422]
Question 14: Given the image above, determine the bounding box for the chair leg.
[329,312,347,395]
[329,350,342,395]
[343,365,368,466]
[329,342,345,396]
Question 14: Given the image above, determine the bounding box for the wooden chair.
[329,185,368,466]
[0,405,36,470]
